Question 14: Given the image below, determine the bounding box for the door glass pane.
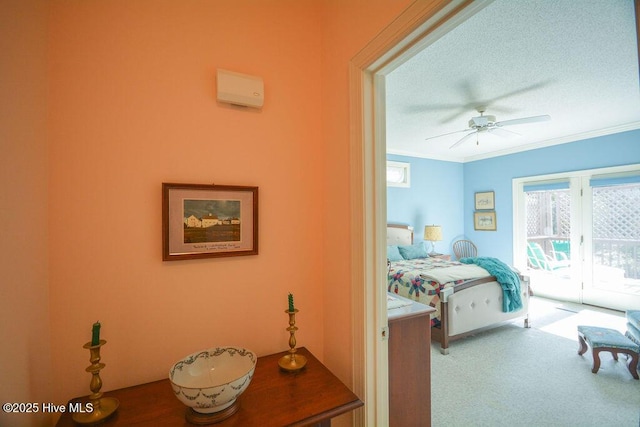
[525,188,573,298]
[591,183,640,294]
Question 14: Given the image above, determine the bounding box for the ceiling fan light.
[469,115,496,128]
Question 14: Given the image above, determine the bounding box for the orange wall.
[1,0,414,426]
[47,0,328,402]
[0,1,52,427]
[320,0,413,384]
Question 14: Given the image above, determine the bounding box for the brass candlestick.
[72,339,119,425]
[278,309,307,372]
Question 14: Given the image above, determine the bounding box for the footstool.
[577,325,639,380]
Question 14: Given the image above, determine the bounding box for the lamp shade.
[424,225,442,242]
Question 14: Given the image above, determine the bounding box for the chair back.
[527,241,551,270]
[453,240,477,260]
[527,241,570,271]
[551,240,570,261]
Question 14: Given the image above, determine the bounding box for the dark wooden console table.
[56,347,363,427]
[388,294,434,427]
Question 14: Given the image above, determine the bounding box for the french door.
[513,165,640,311]
[520,179,581,302]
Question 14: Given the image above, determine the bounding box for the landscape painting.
[162,183,258,260]
[183,199,241,244]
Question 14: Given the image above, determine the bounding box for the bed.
[387,224,530,354]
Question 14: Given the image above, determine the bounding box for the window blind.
[523,180,570,192]
[589,173,640,188]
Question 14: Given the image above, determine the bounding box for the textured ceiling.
[385,0,640,163]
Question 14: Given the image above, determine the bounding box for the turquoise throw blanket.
[460,257,523,313]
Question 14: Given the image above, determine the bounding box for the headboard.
[387,224,413,246]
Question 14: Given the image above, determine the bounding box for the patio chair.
[527,241,570,271]
[551,240,570,261]
[453,239,477,260]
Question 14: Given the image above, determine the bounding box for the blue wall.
[388,129,640,261]
[463,129,640,264]
[387,154,464,254]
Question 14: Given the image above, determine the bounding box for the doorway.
[350,1,489,425]
[354,1,640,425]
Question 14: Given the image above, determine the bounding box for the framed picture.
[162,183,258,261]
[475,191,495,210]
[474,211,497,231]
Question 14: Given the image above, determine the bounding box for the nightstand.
[429,253,451,261]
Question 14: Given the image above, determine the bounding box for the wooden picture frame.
[162,183,258,261]
[474,191,495,210]
[474,211,497,231]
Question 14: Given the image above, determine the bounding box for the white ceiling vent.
[216,69,264,109]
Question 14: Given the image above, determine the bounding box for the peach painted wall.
[47,0,326,404]
[0,1,52,427]
[320,0,413,378]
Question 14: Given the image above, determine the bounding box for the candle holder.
[278,309,307,372]
[72,339,119,425]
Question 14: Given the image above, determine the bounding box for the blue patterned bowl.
[169,347,257,414]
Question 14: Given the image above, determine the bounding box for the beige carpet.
[431,297,640,426]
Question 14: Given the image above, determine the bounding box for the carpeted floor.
[431,297,640,426]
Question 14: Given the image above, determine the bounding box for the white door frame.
[348,1,487,425]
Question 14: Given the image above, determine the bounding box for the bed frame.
[387,224,531,354]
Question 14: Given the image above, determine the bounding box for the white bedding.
[419,263,490,284]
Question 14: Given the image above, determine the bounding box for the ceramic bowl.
[169,346,257,414]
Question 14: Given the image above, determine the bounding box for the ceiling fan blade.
[495,115,551,127]
[438,81,482,123]
[406,102,467,114]
[437,79,555,123]
[449,131,476,149]
[425,128,471,141]
[483,104,519,115]
[435,81,481,123]
[488,127,521,138]
[483,80,555,106]
[439,108,474,124]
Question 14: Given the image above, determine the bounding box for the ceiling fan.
[425,109,551,149]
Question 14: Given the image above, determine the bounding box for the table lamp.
[424,225,442,255]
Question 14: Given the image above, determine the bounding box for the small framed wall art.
[474,211,497,231]
[474,191,495,210]
[162,183,258,261]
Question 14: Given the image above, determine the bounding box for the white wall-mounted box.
[216,69,264,108]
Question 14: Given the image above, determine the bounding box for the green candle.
[91,321,101,346]
[288,293,295,312]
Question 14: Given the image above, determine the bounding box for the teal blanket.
[460,257,523,313]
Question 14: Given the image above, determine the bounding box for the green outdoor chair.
[527,241,570,271]
[551,240,570,261]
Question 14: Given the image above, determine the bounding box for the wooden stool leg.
[591,349,601,374]
[578,335,588,356]
[626,351,639,380]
